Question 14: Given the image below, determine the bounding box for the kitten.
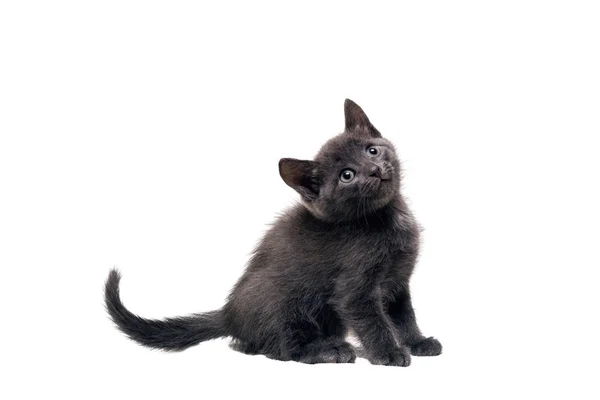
[105,99,442,366]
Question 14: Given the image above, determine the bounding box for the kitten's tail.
[104,269,228,351]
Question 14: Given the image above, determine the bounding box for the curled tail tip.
[105,268,122,297]
[104,268,125,318]
[107,268,122,285]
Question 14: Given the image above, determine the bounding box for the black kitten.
[105,99,442,366]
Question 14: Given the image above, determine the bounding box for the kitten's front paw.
[369,347,411,367]
[410,337,442,356]
[320,342,357,364]
[297,341,356,364]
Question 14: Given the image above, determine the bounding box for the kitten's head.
[279,99,401,222]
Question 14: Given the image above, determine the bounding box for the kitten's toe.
[410,337,442,356]
[325,342,357,363]
[369,346,411,367]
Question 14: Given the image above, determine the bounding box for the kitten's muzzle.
[369,165,391,181]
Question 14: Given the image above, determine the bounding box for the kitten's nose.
[369,165,390,180]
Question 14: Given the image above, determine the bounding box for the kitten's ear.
[344,99,382,138]
[279,158,320,201]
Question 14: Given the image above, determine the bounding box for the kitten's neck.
[303,193,411,227]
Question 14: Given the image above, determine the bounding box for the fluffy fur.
[105,99,442,366]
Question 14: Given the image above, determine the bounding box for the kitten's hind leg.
[229,338,260,355]
[293,337,356,364]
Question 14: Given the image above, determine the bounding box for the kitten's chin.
[375,180,400,203]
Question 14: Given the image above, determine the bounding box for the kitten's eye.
[367,147,379,156]
[339,169,355,183]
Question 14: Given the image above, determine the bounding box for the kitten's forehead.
[315,133,393,163]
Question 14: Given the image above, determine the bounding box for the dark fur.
[105,99,442,366]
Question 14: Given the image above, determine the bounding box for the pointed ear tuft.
[344,99,382,138]
[279,158,320,201]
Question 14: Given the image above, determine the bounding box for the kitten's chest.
[333,214,418,271]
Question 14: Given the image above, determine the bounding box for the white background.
[1,1,599,399]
